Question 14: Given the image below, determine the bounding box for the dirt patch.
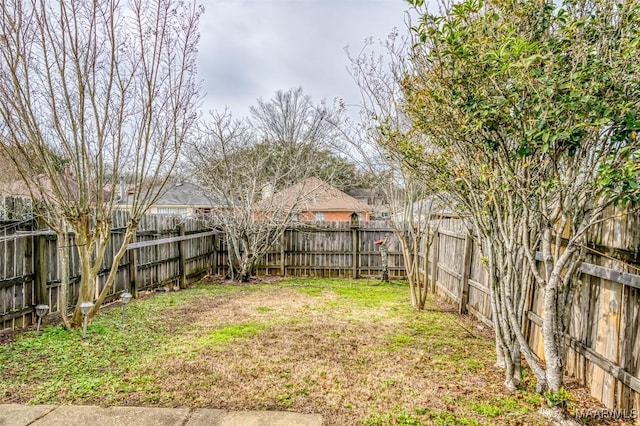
[0,329,16,345]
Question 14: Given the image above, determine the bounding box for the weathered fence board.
[0,211,215,331]
[419,213,640,424]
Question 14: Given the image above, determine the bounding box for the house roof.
[406,193,460,218]
[265,177,372,213]
[347,188,371,199]
[118,182,224,208]
[153,182,221,207]
[1,172,110,202]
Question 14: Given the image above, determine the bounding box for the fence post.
[211,233,218,276]
[522,277,536,341]
[128,231,139,298]
[33,218,48,307]
[459,233,473,315]
[351,222,360,279]
[280,230,286,277]
[177,224,187,289]
[430,231,440,293]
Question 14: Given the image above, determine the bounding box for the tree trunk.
[542,283,563,394]
[57,225,70,329]
[71,242,98,327]
[379,236,389,282]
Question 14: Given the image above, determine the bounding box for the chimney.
[261,183,274,200]
[64,164,71,178]
[118,178,125,202]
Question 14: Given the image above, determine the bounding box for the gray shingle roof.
[118,182,224,207]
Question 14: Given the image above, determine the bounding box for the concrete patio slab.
[0,404,56,426]
[30,406,191,426]
[0,405,322,426]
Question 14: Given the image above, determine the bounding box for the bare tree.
[188,89,347,281]
[345,33,441,310]
[0,0,202,327]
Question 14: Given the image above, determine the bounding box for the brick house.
[264,177,371,222]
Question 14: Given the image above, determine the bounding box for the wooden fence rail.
[1,211,216,330]
[417,218,640,423]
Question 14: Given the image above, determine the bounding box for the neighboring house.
[1,173,223,219]
[117,182,224,217]
[262,177,372,222]
[0,167,109,206]
[347,187,389,219]
[392,193,461,223]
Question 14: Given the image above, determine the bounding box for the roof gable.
[268,177,371,213]
[153,182,222,207]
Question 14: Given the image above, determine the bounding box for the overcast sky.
[197,0,414,119]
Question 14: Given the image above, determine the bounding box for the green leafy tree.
[399,0,640,413]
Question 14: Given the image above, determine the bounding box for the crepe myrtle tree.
[0,0,202,328]
[377,14,538,391]
[187,89,348,282]
[344,31,443,310]
[402,0,640,415]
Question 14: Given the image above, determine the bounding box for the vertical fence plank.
[34,232,47,307]
[128,230,139,297]
[177,224,186,289]
[430,231,440,293]
[351,224,359,279]
[280,231,286,277]
[212,234,218,276]
[458,233,473,315]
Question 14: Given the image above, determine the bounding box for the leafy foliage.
[405,0,640,205]
[396,0,640,400]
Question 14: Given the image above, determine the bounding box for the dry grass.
[0,277,628,425]
[116,279,546,425]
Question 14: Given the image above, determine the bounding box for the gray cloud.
[197,0,412,118]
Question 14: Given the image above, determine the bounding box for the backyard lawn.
[0,278,613,425]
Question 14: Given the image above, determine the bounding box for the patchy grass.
[198,322,267,346]
[0,277,616,425]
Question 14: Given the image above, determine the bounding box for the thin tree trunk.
[90,225,136,318]
[58,224,70,329]
[542,280,563,393]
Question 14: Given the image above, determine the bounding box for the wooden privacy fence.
[2,218,403,332]
[214,221,407,279]
[419,215,640,423]
[1,211,216,331]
